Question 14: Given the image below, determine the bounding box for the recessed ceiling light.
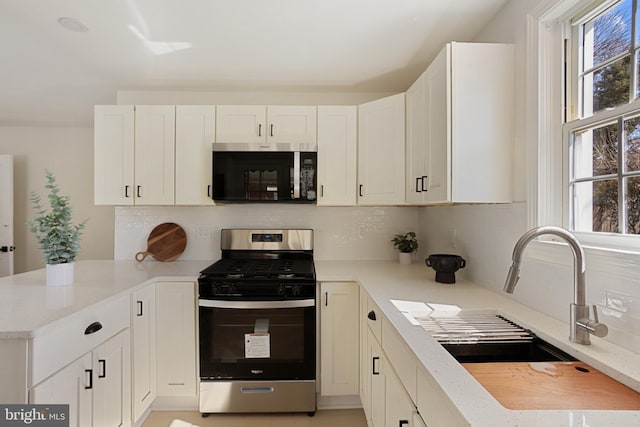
[57,17,89,32]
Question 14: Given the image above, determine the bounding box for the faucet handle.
[577,305,608,338]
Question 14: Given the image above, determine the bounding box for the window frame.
[528,0,640,255]
[563,0,640,248]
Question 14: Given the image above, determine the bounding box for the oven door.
[199,299,316,381]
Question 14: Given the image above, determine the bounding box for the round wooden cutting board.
[135,223,187,262]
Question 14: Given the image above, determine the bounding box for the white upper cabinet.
[175,105,216,205]
[94,105,135,205]
[317,106,357,206]
[358,93,406,205]
[94,105,175,205]
[134,105,176,205]
[267,106,317,144]
[215,105,317,145]
[215,105,266,143]
[407,42,514,205]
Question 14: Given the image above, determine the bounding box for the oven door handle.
[198,299,315,309]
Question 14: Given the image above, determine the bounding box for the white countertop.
[0,260,209,338]
[317,260,640,426]
[1,259,638,425]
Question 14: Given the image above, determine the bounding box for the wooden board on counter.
[462,361,640,410]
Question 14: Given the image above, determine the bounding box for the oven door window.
[199,301,315,380]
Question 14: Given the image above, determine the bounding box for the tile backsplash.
[114,205,421,262]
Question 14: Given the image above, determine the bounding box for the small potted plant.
[391,232,418,264]
[28,170,87,286]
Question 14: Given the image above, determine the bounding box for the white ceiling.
[0,0,508,126]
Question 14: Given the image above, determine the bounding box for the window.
[566,0,640,238]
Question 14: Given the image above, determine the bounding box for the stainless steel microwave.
[212,143,317,203]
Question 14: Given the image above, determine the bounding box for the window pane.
[585,0,632,69]
[572,122,618,179]
[573,180,619,233]
[626,176,640,233]
[625,116,640,172]
[585,56,631,114]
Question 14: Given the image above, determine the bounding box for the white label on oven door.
[245,333,270,358]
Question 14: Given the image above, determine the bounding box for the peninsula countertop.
[1,260,638,425]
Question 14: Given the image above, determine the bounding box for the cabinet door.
[216,105,266,143]
[175,105,216,205]
[94,105,135,205]
[29,353,92,427]
[359,290,371,423]
[93,330,131,427]
[385,364,417,427]
[320,282,359,396]
[358,93,406,205]
[134,105,176,205]
[131,285,156,421]
[155,281,197,397]
[406,72,428,204]
[369,329,386,427]
[423,45,450,204]
[450,42,513,203]
[317,106,357,206]
[267,106,317,144]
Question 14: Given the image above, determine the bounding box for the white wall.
[0,126,114,273]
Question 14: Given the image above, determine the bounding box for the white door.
[94,105,135,205]
[320,282,359,396]
[317,106,357,206]
[216,105,266,143]
[0,155,14,277]
[134,105,176,205]
[175,105,216,205]
[424,46,450,204]
[155,281,197,397]
[132,285,156,421]
[93,330,131,427]
[406,73,427,204]
[29,353,93,427]
[267,106,317,144]
[358,93,406,205]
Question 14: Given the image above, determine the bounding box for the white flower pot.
[398,252,412,265]
[46,262,74,286]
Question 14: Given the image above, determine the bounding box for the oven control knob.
[278,285,286,297]
[291,285,301,296]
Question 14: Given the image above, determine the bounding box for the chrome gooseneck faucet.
[504,226,607,345]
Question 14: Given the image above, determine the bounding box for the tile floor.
[141,409,368,427]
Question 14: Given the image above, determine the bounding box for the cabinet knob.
[84,321,103,335]
[367,310,376,321]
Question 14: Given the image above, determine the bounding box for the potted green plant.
[391,232,418,264]
[28,170,87,286]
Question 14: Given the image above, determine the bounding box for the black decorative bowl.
[425,254,466,284]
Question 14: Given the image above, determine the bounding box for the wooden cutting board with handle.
[135,223,187,262]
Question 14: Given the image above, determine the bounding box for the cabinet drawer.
[382,318,417,403]
[30,294,130,387]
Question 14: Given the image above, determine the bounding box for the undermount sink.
[413,311,577,363]
[442,337,577,363]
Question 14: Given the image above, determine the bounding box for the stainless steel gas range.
[197,229,316,415]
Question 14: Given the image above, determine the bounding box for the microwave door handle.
[293,152,301,199]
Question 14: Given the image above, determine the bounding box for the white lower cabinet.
[385,363,419,427]
[29,353,92,427]
[320,282,359,396]
[155,281,197,398]
[30,330,131,427]
[131,284,156,421]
